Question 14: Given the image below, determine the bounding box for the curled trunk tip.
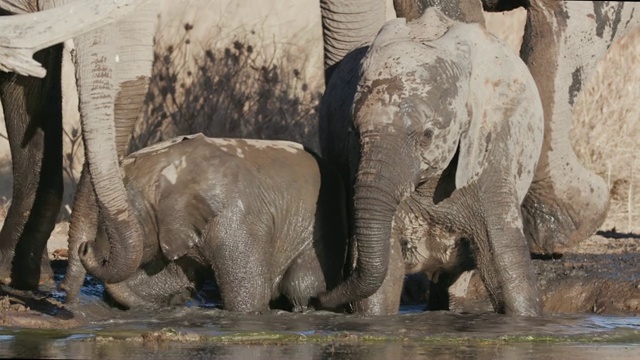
[78,210,143,284]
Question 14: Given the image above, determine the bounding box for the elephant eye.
[423,129,433,139]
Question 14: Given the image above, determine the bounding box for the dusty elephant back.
[121,134,336,260]
[122,134,325,197]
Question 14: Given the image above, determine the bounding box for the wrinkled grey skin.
[0,0,156,294]
[318,9,544,316]
[319,0,640,315]
[507,1,640,254]
[0,0,395,305]
[398,0,640,258]
[92,134,348,312]
[405,1,640,255]
[0,0,363,304]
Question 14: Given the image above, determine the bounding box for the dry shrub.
[572,27,640,233]
[130,24,321,154]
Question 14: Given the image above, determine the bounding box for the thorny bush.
[131,24,321,153]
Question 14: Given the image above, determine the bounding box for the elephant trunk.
[318,133,414,309]
[74,25,143,284]
[320,0,386,81]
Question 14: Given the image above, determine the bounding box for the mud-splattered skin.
[318,9,544,316]
[514,1,640,254]
[88,134,348,312]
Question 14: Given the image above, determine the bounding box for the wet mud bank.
[448,251,640,315]
[0,307,639,359]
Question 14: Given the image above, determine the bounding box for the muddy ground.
[0,224,639,331]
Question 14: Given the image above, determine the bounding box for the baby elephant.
[93,134,347,312]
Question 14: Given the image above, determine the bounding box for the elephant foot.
[0,256,12,286]
[0,253,55,292]
[60,244,87,303]
[522,164,609,254]
[59,270,85,304]
[38,253,55,292]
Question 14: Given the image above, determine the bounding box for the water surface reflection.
[1,308,639,359]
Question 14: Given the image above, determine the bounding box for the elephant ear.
[454,42,501,188]
[157,193,210,261]
[454,23,542,191]
[158,222,198,261]
[454,102,489,189]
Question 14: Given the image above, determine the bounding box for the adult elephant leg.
[350,235,404,315]
[0,43,63,290]
[520,2,640,254]
[60,164,94,301]
[62,4,154,300]
[74,2,157,283]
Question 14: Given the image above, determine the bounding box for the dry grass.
[572,28,640,233]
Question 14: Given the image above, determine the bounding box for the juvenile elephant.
[323,0,640,256]
[86,134,348,312]
[317,9,544,316]
[393,1,640,254]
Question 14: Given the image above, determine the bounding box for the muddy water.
[1,265,639,359]
[1,305,640,359]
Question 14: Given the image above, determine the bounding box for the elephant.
[85,133,348,312]
[0,0,157,296]
[388,1,640,257]
[317,8,544,316]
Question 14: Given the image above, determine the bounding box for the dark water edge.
[1,338,640,360]
[0,309,639,359]
[0,261,638,359]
